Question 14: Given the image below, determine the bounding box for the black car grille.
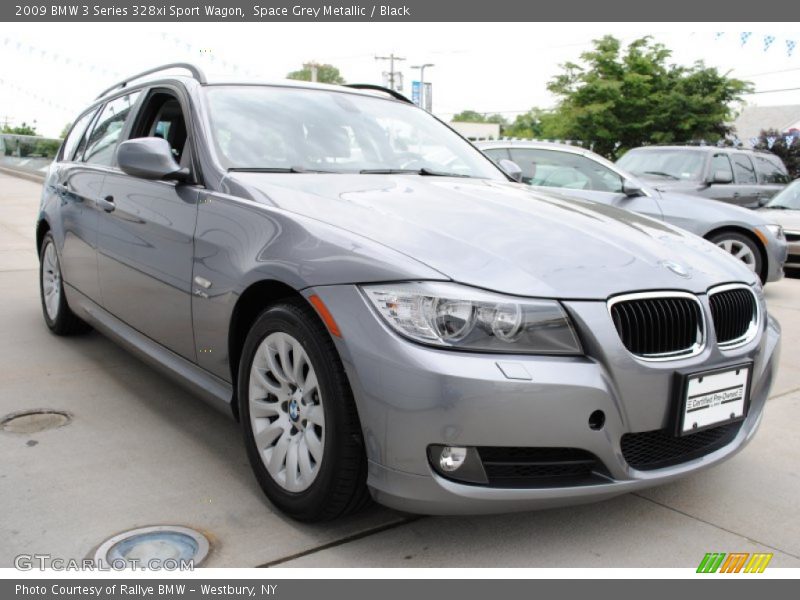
[476,447,606,487]
[709,287,757,346]
[621,422,742,471]
[610,295,703,357]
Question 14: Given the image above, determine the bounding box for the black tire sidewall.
[237,303,353,519]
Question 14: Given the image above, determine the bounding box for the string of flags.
[0,77,76,114]
[157,32,262,79]
[1,36,123,78]
[715,31,800,57]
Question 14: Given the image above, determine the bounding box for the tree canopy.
[286,63,346,85]
[544,36,752,158]
[1,121,38,136]
[451,110,508,126]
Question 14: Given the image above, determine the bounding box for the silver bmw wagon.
[37,64,781,521]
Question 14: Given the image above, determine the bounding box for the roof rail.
[96,63,207,100]
[345,84,412,104]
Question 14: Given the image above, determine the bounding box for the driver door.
[96,88,201,361]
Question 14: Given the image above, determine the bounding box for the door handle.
[98,195,116,213]
[732,192,741,198]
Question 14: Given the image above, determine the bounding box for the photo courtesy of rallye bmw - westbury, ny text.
[1,0,800,596]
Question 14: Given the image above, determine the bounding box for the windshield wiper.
[763,204,789,209]
[642,170,680,180]
[359,167,472,178]
[228,166,338,174]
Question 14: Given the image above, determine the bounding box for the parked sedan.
[39,64,780,521]
[478,141,787,284]
[759,179,800,271]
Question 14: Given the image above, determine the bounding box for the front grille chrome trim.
[707,283,760,350]
[607,291,706,362]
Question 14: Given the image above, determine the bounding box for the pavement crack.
[257,515,425,567]
[633,493,800,560]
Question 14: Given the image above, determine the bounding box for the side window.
[59,109,99,162]
[710,153,733,181]
[483,148,510,164]
[754,155,790,184]
[509,148,622,192]
[131,92,189,163]
[731,153,757,184]
[82,92,141,166]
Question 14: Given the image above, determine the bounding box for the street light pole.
[411,63,434,109]
[375,54,406,90]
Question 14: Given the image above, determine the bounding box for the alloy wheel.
[248,331,325,493]
[716,238,757,272]
[41,241,62,321]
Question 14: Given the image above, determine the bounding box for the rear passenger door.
[96,87,201,362]
[54,107,105,302]
[729,153,762,208]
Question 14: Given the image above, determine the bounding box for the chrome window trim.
[707,283,761,350]
[607,291,706,362]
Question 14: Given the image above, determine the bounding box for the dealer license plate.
[679,365,750,435]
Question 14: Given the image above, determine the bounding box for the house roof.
[733,104,800,143]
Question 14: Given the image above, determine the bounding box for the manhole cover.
[93,526,210,568]
[1,410,71,433]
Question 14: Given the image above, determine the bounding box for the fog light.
[439,446,468,472]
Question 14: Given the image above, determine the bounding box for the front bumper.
[307,285,781,515]
[765,234,789,282]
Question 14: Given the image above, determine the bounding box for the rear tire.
[39,232,91,336]
[708,231,765,283]
[238,299,370,522]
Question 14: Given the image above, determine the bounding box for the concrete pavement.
[0,171,798,568]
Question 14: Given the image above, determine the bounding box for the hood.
[638,178,707,194]
[655,189,776,225]
[757,207,800,232]
[225,173,757,300]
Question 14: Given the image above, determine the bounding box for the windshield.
[765,179,800,209]
[203,85,505,179]
[617,149,706,182]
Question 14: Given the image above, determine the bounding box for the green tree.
[452,110,508,127]
[286,63,346,85]
[547,36,752,158]
[753,129,800,179]
[59,122,72,138]
[1,121,39,135]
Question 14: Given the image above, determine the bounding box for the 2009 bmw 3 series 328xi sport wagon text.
[37,64,781,521]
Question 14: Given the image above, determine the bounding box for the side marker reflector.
[309,294,342,338]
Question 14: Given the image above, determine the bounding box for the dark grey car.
[37,65,781,521]
[617,145,790,208]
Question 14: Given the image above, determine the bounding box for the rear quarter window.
[754,155,790,184]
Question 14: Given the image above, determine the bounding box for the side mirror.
[117,137,189,182]
[710,170,733,184]
[498,159,523,183]
[622,179,644,197]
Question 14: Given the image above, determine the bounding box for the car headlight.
[764,224,785,241]
[361,282,582,355]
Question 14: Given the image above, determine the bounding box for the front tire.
[39,232,90,335]
[238,299,369,521]
[709,231,765,283]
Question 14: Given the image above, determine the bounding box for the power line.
[744,86,800,95]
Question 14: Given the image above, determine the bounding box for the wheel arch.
[227,279,313,421]
[36,218,51,254]
[704,225,768,282]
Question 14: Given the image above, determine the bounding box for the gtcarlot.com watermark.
[14,554,194,571]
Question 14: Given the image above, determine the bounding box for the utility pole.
[303,61,321,82]
[411,63,434,109]
[375,53,405,91]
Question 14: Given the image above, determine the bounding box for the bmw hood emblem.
[660,260,691,278]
